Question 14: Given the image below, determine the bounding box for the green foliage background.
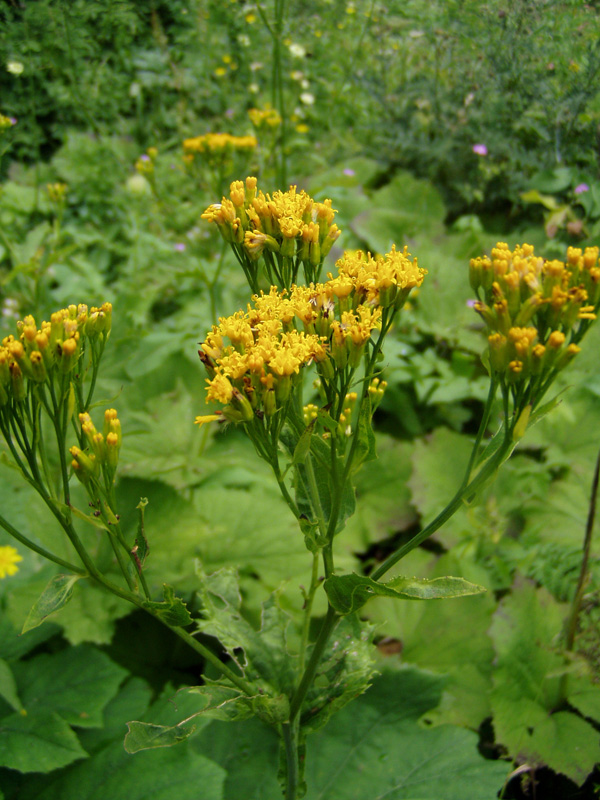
[1,0,600,798]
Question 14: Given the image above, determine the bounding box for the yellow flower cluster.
[470,243,599,381]
[0,545,21,579]
[334,246,427,309]
[0,304,112,406]
[47,182,68,203]
[196,245,425,425]
[183,133,257,157]
[248,106,282,129]
[202,177,341,271]
[70,408,122,482]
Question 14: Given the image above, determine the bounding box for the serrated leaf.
[0,711,87,773]
[490,579,600,785]
[324,572,485,615]
[196,567,296,695]
[143,584,193,627]
[22,573,81,633]
[124,683,254,753]
[301,615,376,733]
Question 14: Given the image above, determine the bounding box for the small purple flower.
[9,117,17,125]
[472,144,488,156]
[574,183,590,195]
[174,242,186,252]
[343,168,355,177]
[466,299,477,308]
[225,108,234,118]
[139,153,150,162]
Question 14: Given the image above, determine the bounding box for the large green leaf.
[324,572,485,615]
[304,668,509,800]
[0,711,87,773]
[16,645,127,728]
[489,579,600,785]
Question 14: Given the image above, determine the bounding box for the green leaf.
[124,683,254,753]
[16,645,127,728]
[324,572,486,615]
[21,573,81,633]
[292,420,315,465]
[303,668,509,800]
[196,668,509,800]
[490,579,600,785]
[19,730,225,800]
[352,393,377,473]
[366,553,496,729]
[301,615,376,733]
[196,567,296,695]
[0,657,24,713]
[143,584,193,628]
[0,711,87,773]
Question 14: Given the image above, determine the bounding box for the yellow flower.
[0,545,22,578]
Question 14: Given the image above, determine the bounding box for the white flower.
[7,60,24,76]
[301,79,310,90]
[288,43,306,58]
[291,70,304,81]
[300,92,315,105]
[249,83,260,94]
[237,34,251,47]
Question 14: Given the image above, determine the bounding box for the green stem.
[162,624,255,697]
[289,604,339,723]
[461,376,498,488]
[281,722,299,800]
[564,445,600,653]
[371,433,514,581]
[299,552,320,673]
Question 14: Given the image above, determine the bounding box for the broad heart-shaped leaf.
[21,573,81,633]
[15,723,225,800]
[196,667,509,800]
[17,676,226,800]
[324,572,486,615]
[0,711,87,773]
[489,578,600,785]
[304,667,509,800]
[124,683,255,753]
[195,566,296,696]
[15,644,127,729]
[142,584,193,627]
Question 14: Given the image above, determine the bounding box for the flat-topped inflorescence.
[201,177,343,289]
[470,242,599,400]
[196,245,426,427]
[0,303,112,407]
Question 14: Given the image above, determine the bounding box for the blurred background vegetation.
[1,1,600,798]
